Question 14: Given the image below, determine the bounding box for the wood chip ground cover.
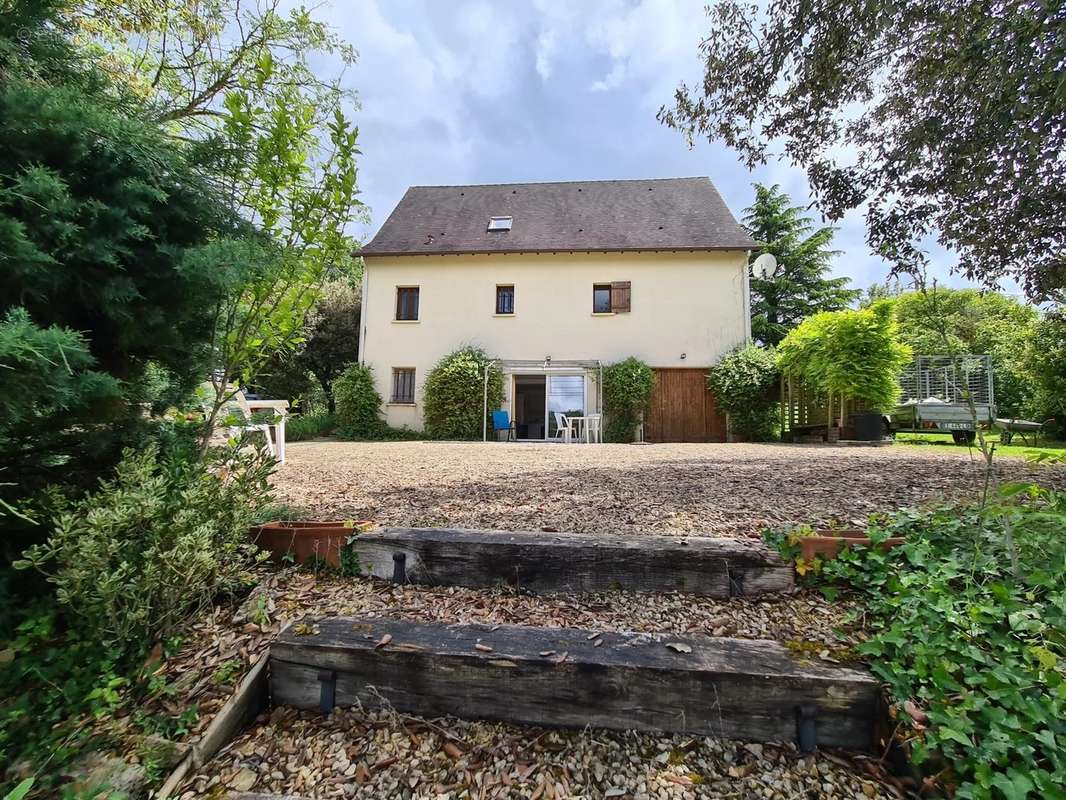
[181,705,899,799]
[270,441,1065,536]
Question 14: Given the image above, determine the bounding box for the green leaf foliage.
[298,281,362,413]
[422,347,503,440]
[743,184,858,347]
[0,9,246,505]
[602,357,655,442]
[0,40,234,383]
[796,486,1066,798]
[708,344,779,441]
[777,303,912,411]
[18,441,272,646]
[660,0,1065,299]
[0,606,128,794]
[1023,312,1066,439]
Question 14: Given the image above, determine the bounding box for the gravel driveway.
[271,441,1065,536]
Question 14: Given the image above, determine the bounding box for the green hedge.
[602,357,655,442]
[285,412,336,441]
[333,364,384,438]
[422,347,502,440]
[708,344,780,441]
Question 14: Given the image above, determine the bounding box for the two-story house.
[358,177,755,442]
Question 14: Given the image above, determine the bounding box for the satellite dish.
[752,252,777,279]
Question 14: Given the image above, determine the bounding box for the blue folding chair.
[491,409,516,442]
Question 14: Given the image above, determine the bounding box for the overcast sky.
[315,0,983,295]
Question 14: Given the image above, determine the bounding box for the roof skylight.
[487,216,513,232]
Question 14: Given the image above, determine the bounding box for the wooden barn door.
[644,368,727,443]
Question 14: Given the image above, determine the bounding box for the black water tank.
[851,411,884,441]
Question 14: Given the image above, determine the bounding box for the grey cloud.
[317,0,986,292]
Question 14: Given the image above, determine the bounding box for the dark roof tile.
[361,177,754,256]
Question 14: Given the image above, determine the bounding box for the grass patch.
[895,430,1066,460]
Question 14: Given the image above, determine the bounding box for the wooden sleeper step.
[270,616,878,751]
[348,527,792,598]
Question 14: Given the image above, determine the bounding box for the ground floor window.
[496,284,514,314]
[391,368,415,403]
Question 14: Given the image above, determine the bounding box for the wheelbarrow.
[995,418,1054,446]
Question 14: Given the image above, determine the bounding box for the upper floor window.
[593,281,631,314]
[496,285,514,315]
[593,284,611,313]
[396,286,419,320]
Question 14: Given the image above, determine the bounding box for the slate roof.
[360,177,754,257]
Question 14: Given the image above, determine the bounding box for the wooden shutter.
[610,281,631,312]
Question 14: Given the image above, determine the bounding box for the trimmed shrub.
[708,344,780,441]
[333,363,384,438]
[422,347,502,440]
[602,357,655,442]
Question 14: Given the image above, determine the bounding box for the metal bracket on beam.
[392,552,407,583]
[318,669,337,715]
[796,704,818,753]
[727,565,745,598]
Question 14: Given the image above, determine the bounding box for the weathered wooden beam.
[348,528,792,598]
[270,617,878,750]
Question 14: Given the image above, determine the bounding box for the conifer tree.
[744,184,859,346]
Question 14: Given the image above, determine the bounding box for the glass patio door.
[546,375,585,438]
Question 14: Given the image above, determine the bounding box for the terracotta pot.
[798,529,906,561]
[250,520,371,567]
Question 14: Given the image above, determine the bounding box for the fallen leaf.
[443,741,463,759]
[666,642,693,653]
[488,659,518,668]
[663,773,694,786]
[375,633,393,649]
[474,643,493,652]
[903,699,928,725]
[539,650,556,657]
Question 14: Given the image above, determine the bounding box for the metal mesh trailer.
[891,355,995,443]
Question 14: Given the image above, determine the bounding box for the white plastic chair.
[228,390,289,463]
[584,413,602,443]
[553,412,572,444]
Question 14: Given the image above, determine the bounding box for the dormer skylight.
[487,216,513,232]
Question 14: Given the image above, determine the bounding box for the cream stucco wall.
[359,250,750,431]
